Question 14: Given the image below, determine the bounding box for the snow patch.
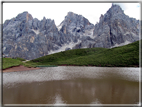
[84,29,95,39]
[57,23,63,31]
[48,40,81,55]
[131,32,137,37]
[124,32,137,37]
[32,29,40,35]
[82,47,87,49]
[124,32,130,35]
[3,47,6,51]
[111,40,131,48]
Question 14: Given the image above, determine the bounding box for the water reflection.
[3,67,139,104]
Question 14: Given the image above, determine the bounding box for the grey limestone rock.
[58,12,95,49]
[59,12,94,35]
[3,12,67,60]
[92,4,139,48]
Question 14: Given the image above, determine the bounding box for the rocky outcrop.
[67,4,139,49]
[3,12,67,59]
[3,11,95,59]
[58,12,94,35]
[2,4,140,60]
[91,4,139,48]
[58,12,95,49]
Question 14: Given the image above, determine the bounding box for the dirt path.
[22,60,30,63]
[3,65,40,72]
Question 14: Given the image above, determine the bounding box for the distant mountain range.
[2,4,140,60]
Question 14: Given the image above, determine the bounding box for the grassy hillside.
[27,40,140,67]
[2,58,23,69]
[2,58,35,69]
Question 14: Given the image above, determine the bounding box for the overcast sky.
[3,3,140,26]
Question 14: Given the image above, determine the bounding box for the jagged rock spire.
[15,11,33,22]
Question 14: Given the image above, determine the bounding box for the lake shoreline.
[59,64,139,67]
[3,65,40,72]
[2,64,139,72]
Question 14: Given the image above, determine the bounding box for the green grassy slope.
[2,58,35,69]
[27,40,140,67]
[2,58,23,69]
[27,47,107,66]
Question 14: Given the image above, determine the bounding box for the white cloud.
[113,3,140,20]
[3,3,140,26]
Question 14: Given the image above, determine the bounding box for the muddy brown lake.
[3,66,140,105]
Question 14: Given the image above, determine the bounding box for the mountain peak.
[67,11,75,15]
[66,11,83,18]
[43,16,46,20]
[59,11,94,33]
[109,4,124,14]
[15,11,33,22]
[101,4,125,22]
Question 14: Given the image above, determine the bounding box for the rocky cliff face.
[58,12,95,49]
[72,4,140,49]
[3,12,67,59]
[93,4,139,48]
[58,12,94,35]
[2,4,140,60]
[2,11,95,59]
